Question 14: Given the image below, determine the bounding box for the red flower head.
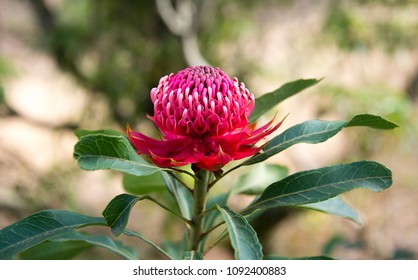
[128,66,284,171]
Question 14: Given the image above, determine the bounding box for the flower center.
[151,66,255,138]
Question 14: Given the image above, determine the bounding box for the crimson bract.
[128,66,284,171]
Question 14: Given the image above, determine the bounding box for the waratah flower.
[128,66,284,171]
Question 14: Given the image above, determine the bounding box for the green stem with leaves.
[189,168,211,252]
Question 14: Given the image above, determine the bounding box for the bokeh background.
[1,0,417,259]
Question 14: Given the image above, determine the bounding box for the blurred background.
[0,0,417,259]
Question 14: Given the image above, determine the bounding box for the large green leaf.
[230,164,288,195]
[243,161,392,215]
[215,205,263,260]
[20,231,137,260]
[243,114,397,166]
[161,171,193,220]
[300,197,361,224]
[74,129,126,139]
[74,133,163,176]
[0,210,105,259]
[50,231,137,259]
[19,240,92,260]
[123,172,166,195]
[250,78,321,123]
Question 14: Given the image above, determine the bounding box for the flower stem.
[189,168,210,252]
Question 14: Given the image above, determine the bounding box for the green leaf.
[250,78,322,123]
[102,194,144,236]
[243,114,398,166]
[199,193,229,252]
[0,210,105,259]
[74,129,125,139]
[215,205,263,260]
[300,196,361,224]
[346,114,399,129]
[230,164,288,195]
[204,193,229,232]
[102,193,186,237]
[74,133,164,176]
[20,231,137,260]
[243,161,392,215]
[183,251,204,260]
[162,237,187,260]
[161,171,193,220]
[123,172,166,195]
[19,240,92,260]
[264,255,333,260]
[123,229,173,260]
[49,231,137,259]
